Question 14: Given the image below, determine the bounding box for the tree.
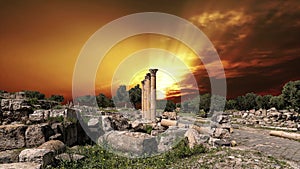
[210,95,226,112]
[49,95,64,103]
[244,92,257,110]
[113,85,130,108]
[255,95,263,109]
[225,99,237,110]
[24,90,45,100]
[270,95,285,110]
[236,95,246,110]
[74,95,97,106]
[261,95,272,109]
[96,93,111,108]
[199,93,211,112]
[281,80,300,111]
[164,100,176,112]
[128,85,142,109]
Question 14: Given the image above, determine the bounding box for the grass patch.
[50,139,206,169]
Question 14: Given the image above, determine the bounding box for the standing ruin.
[141,69,158,121]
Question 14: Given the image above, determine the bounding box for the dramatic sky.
[0,0,300,101]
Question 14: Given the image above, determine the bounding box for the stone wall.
[230,108,300,131]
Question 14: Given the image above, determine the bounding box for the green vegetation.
[51,139,206,169]
[128,84,142,109]
[96,93,115,108]
[50,141,291,169]
[228,80,300,111]
[47,116,64,123]
[164,100,176,112]
[28,98,39,105]
[181,80,300,113]
[52,105,63,109]
[49,94,64,103]
[47,116,77,124]
[23,90,46,100]
[144,125,153,134]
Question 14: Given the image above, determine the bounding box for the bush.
[47,116,64,123]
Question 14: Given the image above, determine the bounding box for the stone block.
[25,124,55,147]
[0,124,27,150]
[98,131,157,156]
[19,148,54,168]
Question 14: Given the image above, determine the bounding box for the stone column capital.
[149,69,158,76]
[145,73,151,80]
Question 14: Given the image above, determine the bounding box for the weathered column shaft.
[141,80,145,118]
[149,69,158,121]
[145,73,151,120]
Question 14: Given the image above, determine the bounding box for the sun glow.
[128,70,180,100]
[95,34,202,99]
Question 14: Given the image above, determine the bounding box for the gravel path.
[232,127,300,167]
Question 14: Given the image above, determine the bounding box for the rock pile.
[0,98,90,168]
[96,111,234,157]
[230,108,300,131]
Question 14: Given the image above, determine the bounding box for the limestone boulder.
[162,112,177,120]
[19,148,54,168]
[213,128,230,139]
[37,140,66,154]
[49,109,65,118]
[100,116,113,132]
[25,124,55,147]
[157,126,187,153]
[0,149,22,163]
[87,118,99,127]
[184,128,209,148]
[0,124,27,150]
[0,162,41,169]
[98,131,157,156]
[29,110,46,123]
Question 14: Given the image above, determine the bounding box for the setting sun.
[128,69,180,100]
[95,34,202,99]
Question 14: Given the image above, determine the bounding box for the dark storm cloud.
[187,0,300,97]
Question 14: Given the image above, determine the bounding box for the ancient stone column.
[149,69,158,121]
[141,80,145,118]
[145,73,151,120]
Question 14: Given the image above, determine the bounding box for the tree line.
[226,80,299,111]
[26,80,298,112]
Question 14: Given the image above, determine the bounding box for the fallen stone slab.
[161,119,178,127]
[19,148,54,168]
[0,124,27,150]
[270,130,300,141]
[98,131,157,156]
[0,162,41,169]
[263,126,298,132]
